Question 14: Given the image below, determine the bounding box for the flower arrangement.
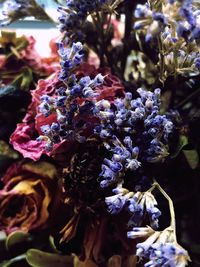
[0,0,200,266]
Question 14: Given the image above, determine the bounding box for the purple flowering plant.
[0,0,200,266]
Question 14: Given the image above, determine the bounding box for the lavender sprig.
[57,0,109,42]
[105,184,161,229]
[58,41,84,82]
[95,88,173,188]
[127,182,191,266]
[128,226,190,267]
[38,42,104,150]
[134,0,200,45]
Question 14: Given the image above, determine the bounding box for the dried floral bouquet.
[0,0,200,266]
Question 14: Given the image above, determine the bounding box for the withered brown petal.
[60,213,80,243]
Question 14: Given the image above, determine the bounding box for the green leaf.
[26,249,73,267]
[0,141,19,160]
[183,149,199,169]
[6,231,32,251]
[171,135,189,159]
[9,46,21,59]
[0,254,26,267]
[15,37,29,52]
[11,67,33,91]
[20,68,33,91]
[49,236,61,254]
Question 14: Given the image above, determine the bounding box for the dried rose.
[0,31,59,85]
[10,65,124,162]
[0,161,57,234]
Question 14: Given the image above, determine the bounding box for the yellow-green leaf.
[183,149,199,169]
[49,236,61,253]
[0,140,18,160]
[26,249,74,267]
[171,135,188,159]
[6,231,31,251]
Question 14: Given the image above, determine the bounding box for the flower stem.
[158,37,165,84]
[153,181,177,242]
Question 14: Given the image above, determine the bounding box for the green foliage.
[11,67,33,91]
[26,249,73,267]
[183,149,199,169]
[5,232,32,251]
[171,135,189,159]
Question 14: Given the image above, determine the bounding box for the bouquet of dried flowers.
[0,0,200,266]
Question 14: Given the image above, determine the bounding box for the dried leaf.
[92,218,107,262]
[73,257,98,267]
[0,140,18,160]
[122,255,137,267]
[108,255,121,267]
[60,214,80,243]
[0,31,16,43]
[83,220,99,260]
[26,249,73,267]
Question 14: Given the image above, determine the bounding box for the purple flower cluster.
[134,0,200,45]
[95,88,173,188]
[58,42,84,82]
[176,0,200,43]
[105,185,161,229]
[128,227,191,267]
[134,3,167,42]
[128,191,161,229]
[58,0,108,42]
[38,42,104,150]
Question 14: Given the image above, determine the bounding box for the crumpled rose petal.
[10,112,46,161]
[10,74,59,161]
